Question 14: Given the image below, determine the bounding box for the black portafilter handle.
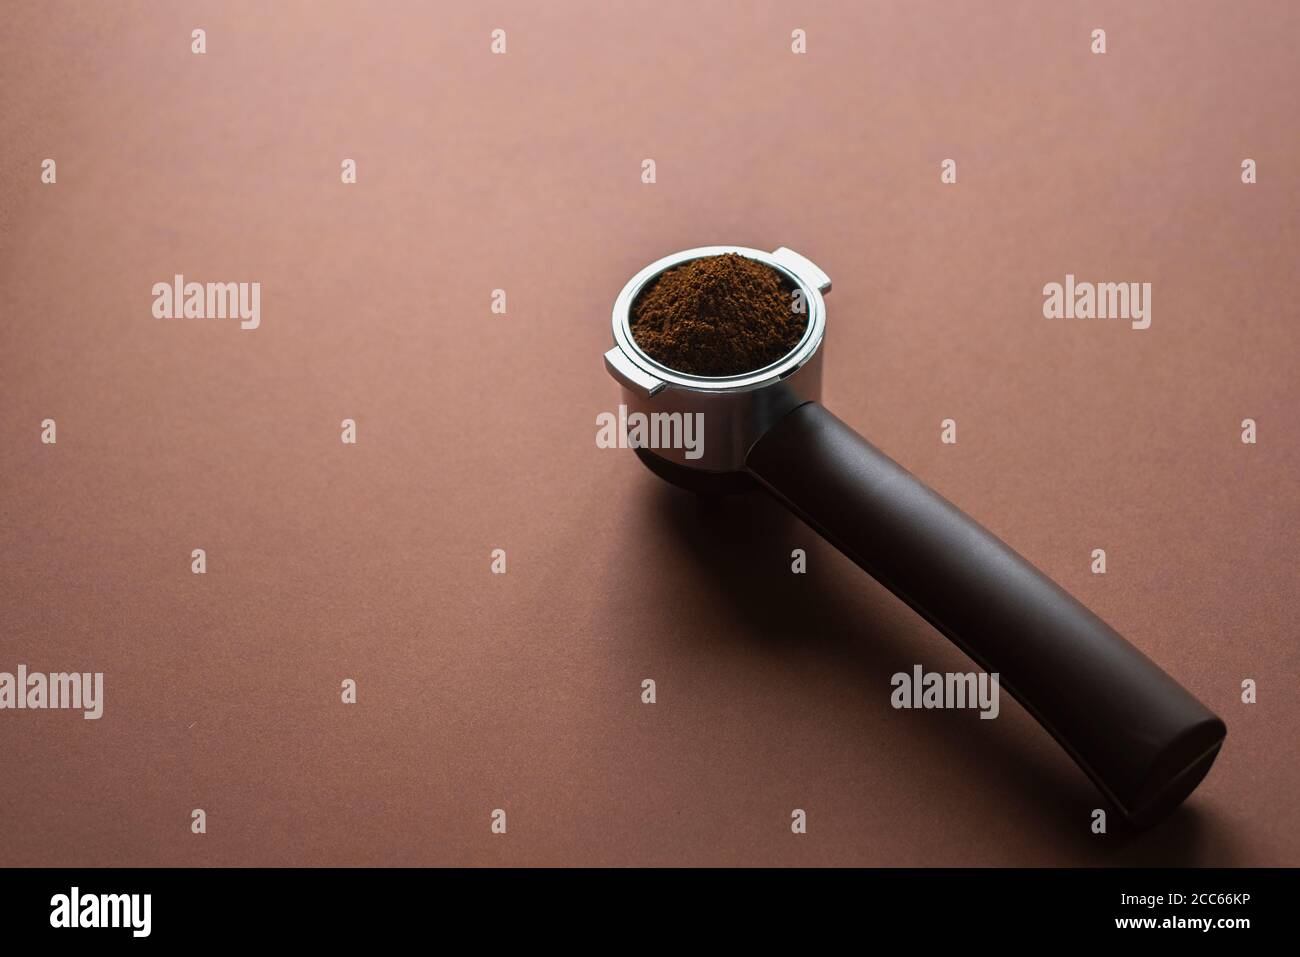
[745,401,1226,826]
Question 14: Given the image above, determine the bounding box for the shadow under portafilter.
[635,480,1231,863]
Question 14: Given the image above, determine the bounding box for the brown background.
[1,1,1297,866]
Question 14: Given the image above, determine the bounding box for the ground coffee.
[629,253,807,377]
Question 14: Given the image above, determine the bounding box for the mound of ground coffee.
[629,253,807,377]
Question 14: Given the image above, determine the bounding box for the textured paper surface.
[1,1,1297,865]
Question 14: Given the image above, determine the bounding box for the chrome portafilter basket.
[604,246,830,491]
